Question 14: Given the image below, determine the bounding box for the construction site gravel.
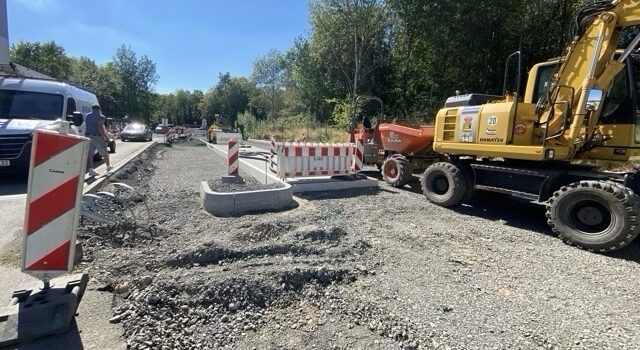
[76,140,640,350]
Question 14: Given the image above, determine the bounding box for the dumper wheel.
[382,155,413,188]
[546,180,640,252]
[421,162,468,207]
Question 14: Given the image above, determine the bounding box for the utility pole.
[0,0,10,66]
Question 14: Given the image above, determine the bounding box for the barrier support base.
[222,175,244,184]
[0,273,90,347]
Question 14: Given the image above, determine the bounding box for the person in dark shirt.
[85,104,112,176]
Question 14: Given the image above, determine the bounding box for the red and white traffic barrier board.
[276,142,355,179]
[21,130,89,281]
[352,138,364,172]
[228,138,239,176]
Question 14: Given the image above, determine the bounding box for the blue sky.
[7,0,310,93]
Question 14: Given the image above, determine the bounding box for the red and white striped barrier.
[21,129,89,281]
[270,135,277,156]
[276,142,358,179]
[228,138,239,176]
[270,136,278,168]
[352,138,364,172]
[165,128,175,142]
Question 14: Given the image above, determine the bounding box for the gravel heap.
[77,140,640,349]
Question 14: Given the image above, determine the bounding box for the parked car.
[120,124,153,141]
[154,125,167,134]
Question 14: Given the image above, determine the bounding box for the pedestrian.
[85,104,112,176]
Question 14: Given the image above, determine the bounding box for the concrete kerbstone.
[199,181,294,217]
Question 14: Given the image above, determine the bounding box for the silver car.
[120,124,153,142]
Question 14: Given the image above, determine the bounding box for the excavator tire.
[421,161,468,207]
[382,155,413,188]
[546,180,640,252]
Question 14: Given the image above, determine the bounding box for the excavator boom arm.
[545,0,640,154]
[614,0,640,26]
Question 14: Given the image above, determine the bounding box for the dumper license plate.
[0,160,10,167]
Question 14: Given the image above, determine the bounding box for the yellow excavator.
[422,0,640,251]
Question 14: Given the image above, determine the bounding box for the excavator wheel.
[546,180,640,252]
[382,155,413,188]
[421,161,468,207]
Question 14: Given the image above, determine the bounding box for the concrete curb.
[287,175,378,193]
[83,141,157,194]
[199,181,294,217]
[197,138,294,217]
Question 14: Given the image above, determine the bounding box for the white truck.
[0,76,113,173]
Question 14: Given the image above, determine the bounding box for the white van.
[0,77,100,172]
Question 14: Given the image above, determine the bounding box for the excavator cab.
[525,53,640,161]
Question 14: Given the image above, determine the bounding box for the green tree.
[70,56,98,89]
[308,0,389,116]
[110,45,159,122]
[137,55,159,123]
[113,45,142,120]
[153,93,179,123]
[69,56,123,118]
[191,89,204,121]
[200,73,255,125]
[10,41,72,79]
[385,0,581,120]
[251,49,287,118]
[286,37,332,121]
[94,63,123,118]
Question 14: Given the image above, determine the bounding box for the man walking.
[85,104,112,176]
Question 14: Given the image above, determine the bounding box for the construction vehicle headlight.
[545,149,555,159]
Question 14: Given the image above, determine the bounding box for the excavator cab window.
[532,64,557,104]
[597,56,636,126]
[600,66,629,119]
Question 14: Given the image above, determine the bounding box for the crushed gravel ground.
[77,139,640,350]
[209,177,283,193]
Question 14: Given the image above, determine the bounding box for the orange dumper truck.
[350,120,437,188]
